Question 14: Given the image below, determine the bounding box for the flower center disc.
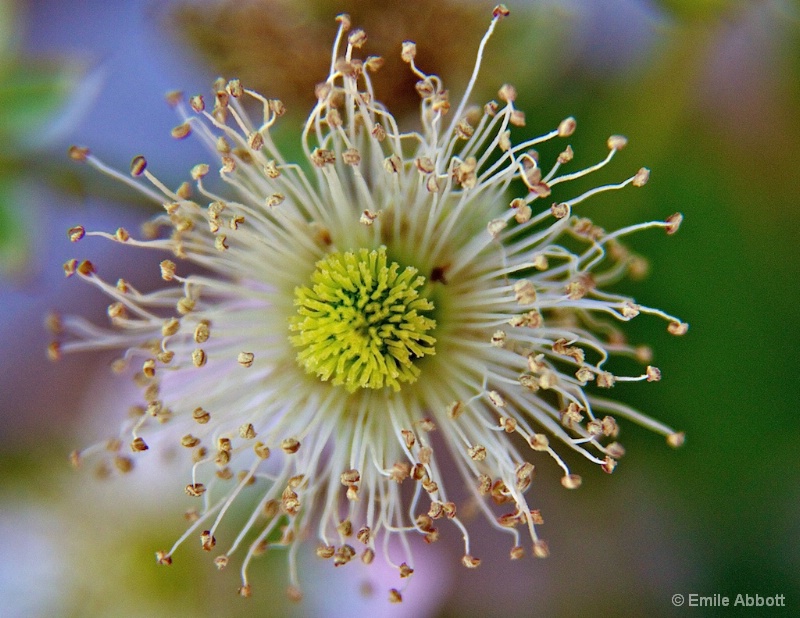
[289,247,436,392]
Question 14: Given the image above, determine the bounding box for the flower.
[55,5,687,603]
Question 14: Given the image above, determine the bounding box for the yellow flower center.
[289,247,436,392]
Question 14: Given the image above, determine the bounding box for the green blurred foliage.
[0,0,81,276]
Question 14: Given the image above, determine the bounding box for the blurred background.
[1,0,798,616]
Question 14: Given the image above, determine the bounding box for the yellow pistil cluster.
[289,247,436,392]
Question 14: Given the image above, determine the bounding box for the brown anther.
[487,219,507,238]
[498,83,517,103]
[47,341,62,362]
[575,366,594,383]
[418,446,433,465]
[632,167,650,187]
[558,145,574,164]
[667,432,686,448]
[371,124,386,141]
[561,474,582,489]
[383,154,402,174]
[422,479,439,494]
[251,441,270,459]
[416,514,434,533]
[477,474,492,495]
[518,374,539,391]
[348,28,367,48]
[342,148,361,165]
[513,279,536,304]
[130,155,147,177]
[447,401,464,419]
[185,483,206,497]
[266,193,285,208]
[106,302,126,320]
[401,41,417,63]
[607,135,628,150]
[181,434,200,448]
[225,78,243,98]
[510,110,526,127]
[281,488,300,515]
[336,519,353,538]
[155,551,172,566]
[269,99,285,117]
[316,544,335,559]
[236,423,255,440]
[130,437,148,452]
[114,456,133,473]
[214,555,228,570]
[171,123,191,140]
[333,544,356,567]
[400,429,415,449]
[280,438,300,454]
[193,320,210,344]
[606,442,626,459]
[551,202,570,219]
[601,456,618,474]
[515,462,535,491]
[201,530,216,551]
[594,371,614,388]
[533,539,550,558]
[237,352,254,367]
[360,210,378,225]
[192,407,210,424]
[462,555,481,568]
[238,584,252,598]
[389,461,411,483]
[158,319,179,340]
[340,469,361,486]
[558,117,577,137]
[189,94,204,112]
[220,156,235,173]
[67,225,85,242]
[164,90,183,107]
[665,212,683,235]
[646,365,662,382]
[455,119,474,140]
[491,480,512,505]
[141,358,156,378]
[469,445,487,461]
[158,260,176,282]
[356,526,372,545]
[385,561,411,580]
[62,259,78,277]
[500,416,516,433]
[668,321,689,336]
[599,416,618,438]
[493,4,510,18]
[418,418,436,432]
[416,157,435,174]
[310,148,335,167]
[68,145,90,162]
[76,260,95,276]
[191,349,206,367]
[389,589,402,604]
[411,463,427,482]
[528,433,550,451]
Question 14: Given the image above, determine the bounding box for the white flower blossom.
[55,5,687,602]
